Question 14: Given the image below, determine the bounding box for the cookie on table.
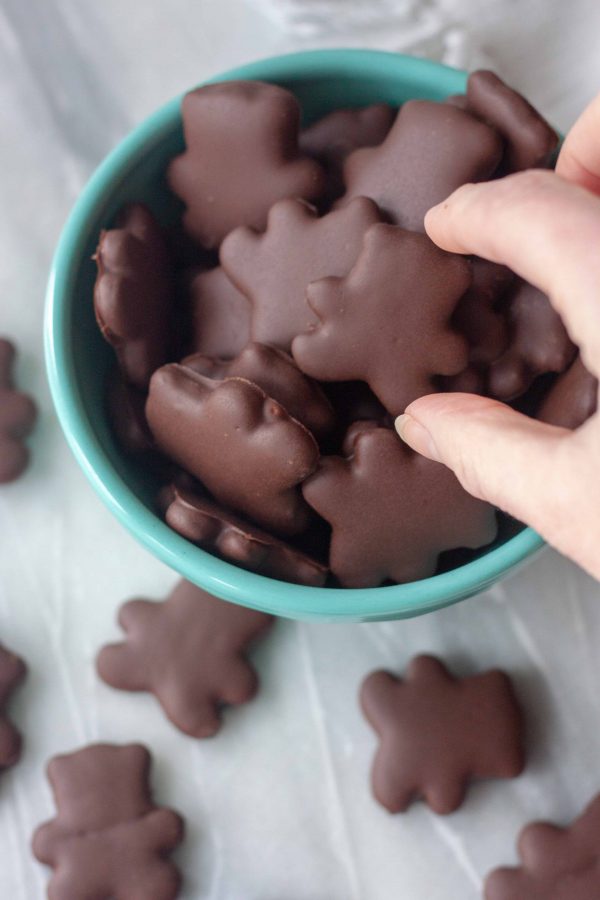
[340,98,503,230]
[302,427,497,587]
[32,743,184,900]
[292,224,470,416]
[146,365,319,536]
[0,644,26,772]
[537,355,598,430]
[485,793,600,899]
[220,196,381,352]
[361,655,524,815]
[94,203,174,389]
[165,485,328,586]
[0,339,37,484]
[97,580,274,737]
[167,81,326,249]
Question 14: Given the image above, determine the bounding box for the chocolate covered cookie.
[168,81,325,248]
[32,743,184,900]
[341,99,503,230]
[183,342,335,441]
[0,644,26,772]
[292,224,470,416]
[220,196,381,352]
[485,793,600,899]
[94,203,174,389]
[165,485,328,586]
[302,428,497,587]
[0,339,37,484]
[146,365,319,535]
[537,356,598,430]
[361,655,524,814]
[189,266,251,359]
[97,580,274,737]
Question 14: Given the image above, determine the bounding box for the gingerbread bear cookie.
[32,743,184,900]
[167,81,326,248]
[146,365,319,536]
[165,485,328,586]
[302,427,497,587]
[485,793,600,899]
[361,655,524,815]
[292,224,470,416]
[537,355,598,430]
[0,644,26,772]
[188,267,251,360]
[220,196,381,352]
[97,580,274,737]
[182,342,335,440]
[341,99,503,230]
[94,203,174,389]
[0,339,37,484]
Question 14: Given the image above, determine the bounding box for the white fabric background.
[1,0,600,897]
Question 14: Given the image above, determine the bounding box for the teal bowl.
[45,48,544,622]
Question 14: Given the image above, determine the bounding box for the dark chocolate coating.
[220,196,381,352]
[300,103,395,201]
[106,368,154,456]
[0,644,26,771]
[0,339,37,484]
[292,224,470,416]
[146,365,319,536]
[302,428,497,587]
[32,743,184,900]
[97,580,274,737]
[454,259,512,365]
[168,81,326,248]
[182,342,335,440]
[165,486,328,586]
[361,655,524,815]
[189,267,251,360]
[537,356,598,429]
[467,70,558,172]
[489,280,575,401]
[94,203,174,389]
[341,99,503,230]
[485,793,600,899]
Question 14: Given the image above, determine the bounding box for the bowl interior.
[46,50,544,622]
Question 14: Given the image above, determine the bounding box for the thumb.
[395,392,577,543]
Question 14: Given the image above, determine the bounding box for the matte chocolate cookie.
[300,103,396,201]
[189,267,251,360]
[165,485,328,586]
[361,655,524,814]
[182,342,335,440]
[302,428,497,587]
[146,365,319,536]
[466,69,558,172]
[341,99,503,231]
[94,203,174,389]
[32,743,184,900]
[106,368,154,456]
[220,196,381,351]
[167,81,326,248]
[489,281,575,401]
[0,339,37,484]
[0,644,26,771]
[97,580,274,737]
[485,793,600,899]
[292,224,470,416]
[537,356,598,430]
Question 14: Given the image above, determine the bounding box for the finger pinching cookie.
[168,81,326,248]
[97,580,274,737]
[0,339,37,484]
[32,743,184,900]
[302,428,497,587]
[361,655,524,815]
[292,224,470,416]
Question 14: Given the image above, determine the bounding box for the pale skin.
[395,91,600,580]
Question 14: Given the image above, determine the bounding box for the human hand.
[395,92,600,579]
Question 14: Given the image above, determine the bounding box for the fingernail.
[395,414,442,463]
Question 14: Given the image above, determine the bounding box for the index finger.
[424,170,600,375]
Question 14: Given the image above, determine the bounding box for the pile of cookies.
[94,71,598,589]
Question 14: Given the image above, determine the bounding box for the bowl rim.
[45,48,545,621]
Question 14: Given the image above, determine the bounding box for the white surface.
[1,0,600,897]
